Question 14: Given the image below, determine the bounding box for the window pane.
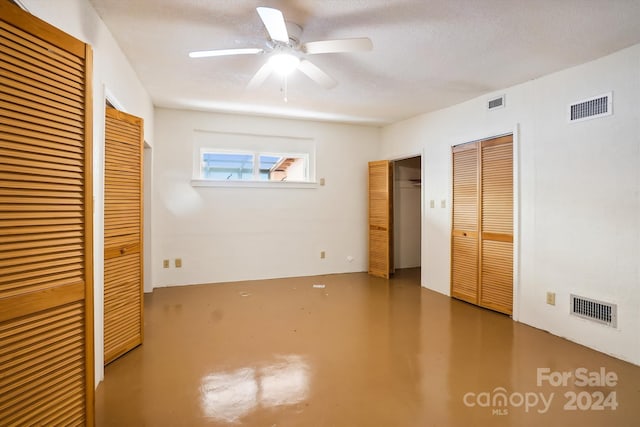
[259,155,307,182]
[259,155,282,181]
[202,153,254,180]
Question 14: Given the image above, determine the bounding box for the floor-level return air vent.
[568,92,612,122]
[570,294,617,327]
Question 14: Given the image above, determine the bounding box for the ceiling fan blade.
[256,7,289,43]
[247,62,274,89]
[189,48,263,58]
[303,38,373,54]
[298,59,337,89]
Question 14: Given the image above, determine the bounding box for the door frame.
[370,152,424,282]
[448,125,521,321]
[390,153,423,274]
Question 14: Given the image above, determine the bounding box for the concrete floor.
[96,268,639,426]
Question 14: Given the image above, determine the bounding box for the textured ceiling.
[88,0,640,125]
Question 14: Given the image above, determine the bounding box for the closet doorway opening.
[393,156,422,277]
[367,155,422,280]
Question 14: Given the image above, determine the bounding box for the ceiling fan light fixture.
[268,53,300,76]
[190,6,371,91]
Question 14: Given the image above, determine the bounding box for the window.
[192,130,316,188]
[200,151,309,182]
[202,152,254,180]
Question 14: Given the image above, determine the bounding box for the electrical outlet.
[175,258,182,268]
[441,199,446,208]
[546,292,556,306]
[163,259,169,268]
[319,178,326,186]
[430,200,435,208]
[320,251,326,259]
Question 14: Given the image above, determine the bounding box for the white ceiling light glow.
[268,53,300,76]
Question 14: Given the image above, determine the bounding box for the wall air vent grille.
[570,294,617,327]
[487,95,505,110]
[568,92,612,122]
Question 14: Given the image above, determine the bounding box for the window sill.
[191,179,319,189]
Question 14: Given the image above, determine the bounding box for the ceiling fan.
[189,6,373,91]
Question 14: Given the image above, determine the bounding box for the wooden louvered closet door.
[103,107,143,365]
[368,160,394,278]
[0,1,94,426]
[451,135,513,315]
[479,136,513,314]
[451,142,479,304]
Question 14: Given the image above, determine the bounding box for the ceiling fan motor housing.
[267,22,302,50]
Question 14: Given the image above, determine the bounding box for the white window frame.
[198,149,310,182]
[191,130,317,189]
[257,151,310,182]
[199,148,255,181]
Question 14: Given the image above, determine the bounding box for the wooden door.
[451,142,479,304]
[368,160,393,278]
[0,1,94,425]
[103,107,143,364]
[479,136,513,314]
[451,135,513,315]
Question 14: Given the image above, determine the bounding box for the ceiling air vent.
[487,95,505,111]
[568,92,612,122]
[570,294,617,328]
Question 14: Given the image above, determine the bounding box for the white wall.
[394,158,422,269]
[380,44,640,365]
[20,0,155,382]
[153,108,381,287]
